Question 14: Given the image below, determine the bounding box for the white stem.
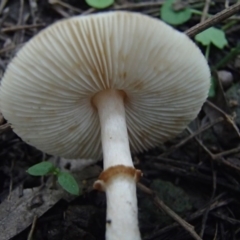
[94,90,133,170]
[93,90,141,240]
[105,175,141,240]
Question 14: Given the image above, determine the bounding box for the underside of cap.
[0,11,210,160]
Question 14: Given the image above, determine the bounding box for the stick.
[185,2,240,37]
[137,183,203,240]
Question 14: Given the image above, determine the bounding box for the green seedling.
[160,0,213,26]
[195,27,228,97]
[161,0,192,25]
[195,27,228,52]
[27,161,80,196]
[85,0,114,9]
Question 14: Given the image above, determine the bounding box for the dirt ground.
[1,0,240,240]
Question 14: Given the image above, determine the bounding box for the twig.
[142,8,160,15]
[114,1,164,10]
[0,0,9,15]
[185,127,240,172]
[18,0,24,26]
[186,126,215,158]
[49,0,83,13]
[12,0,25,47]
[81,1,164,15]
[27,215,38,240]
[52,5,71,18]
[147,196,231,239]
[201,0,211,23]
[137,182,202,240]
[222,157,240,171]
[1,24,45,33]
[206,100,240,138]
[29,0,38,27]
[0,123,11,133]
[161,117,223,157]
[7,159,15,200]
[81,8,95,15]
[210,211,240,225]
[200,167,217,238]
[148,155,208,168]
[213,146,240,159]
[185,2,240,37]
[225,0,230,8]
[0,42,25,56]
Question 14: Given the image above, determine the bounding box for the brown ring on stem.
[93,165,142,192]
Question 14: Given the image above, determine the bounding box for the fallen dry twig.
[185,2,240,37]
[137,182,202,240]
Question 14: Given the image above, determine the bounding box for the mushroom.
[0,11,210,240]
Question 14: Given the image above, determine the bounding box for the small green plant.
[27,161,80,195]
[160,0,192,25]
[160,0,213,26]
[85,0,114,9]
[195,27,228,97]
[195,27,228,52]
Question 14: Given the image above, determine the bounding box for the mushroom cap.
[0,11,210,160]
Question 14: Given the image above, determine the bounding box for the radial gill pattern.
[0,11,210,160]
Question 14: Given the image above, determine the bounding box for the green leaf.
[160,0,192,25]
[195,27,228,49]
[57,172,80,196]
[27,161,55,176]
[85,0,114,9]
[208,77,216,98]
